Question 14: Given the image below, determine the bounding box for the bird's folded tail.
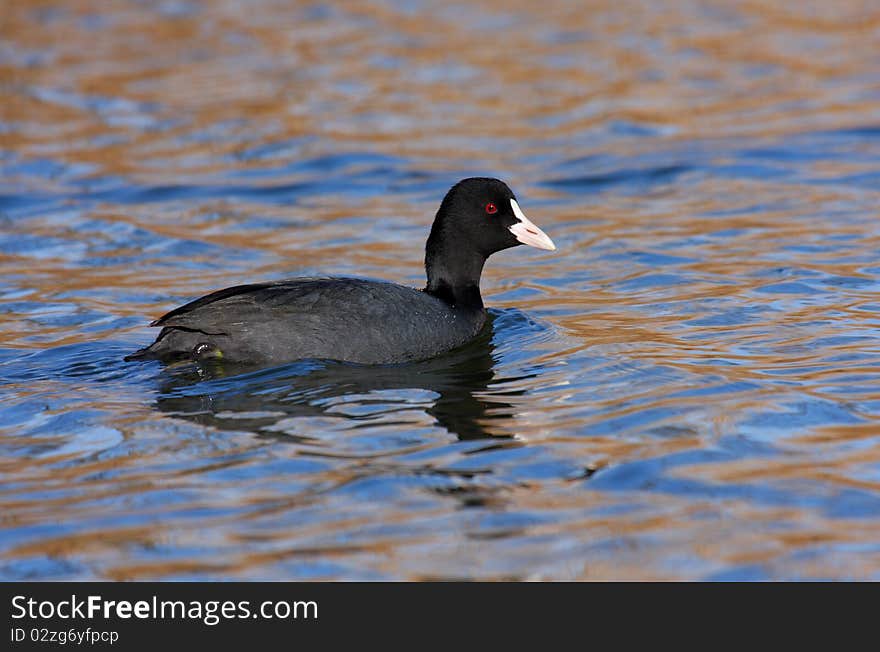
[123,344,158,361]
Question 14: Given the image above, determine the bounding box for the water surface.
[2,1,880,580]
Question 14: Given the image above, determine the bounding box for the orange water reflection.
[1,1,879,579]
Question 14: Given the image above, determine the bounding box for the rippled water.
[2,1,880,580]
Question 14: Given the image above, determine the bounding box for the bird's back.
[127,277,485,365]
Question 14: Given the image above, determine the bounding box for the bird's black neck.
[424,224,486,311]
[425,278,483,310]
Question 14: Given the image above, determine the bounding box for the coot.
[125,177,556,365]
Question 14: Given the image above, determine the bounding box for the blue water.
[2,1,880,580]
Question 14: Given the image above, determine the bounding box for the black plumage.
[126,177,556,365]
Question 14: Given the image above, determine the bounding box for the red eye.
[485,203,498,215]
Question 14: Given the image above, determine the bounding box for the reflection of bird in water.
[155,314,524,441]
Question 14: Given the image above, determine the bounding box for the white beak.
[508,199,556,251]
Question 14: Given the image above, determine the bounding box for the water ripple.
[1,0,880,580]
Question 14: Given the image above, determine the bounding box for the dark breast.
[138,277,486,365]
